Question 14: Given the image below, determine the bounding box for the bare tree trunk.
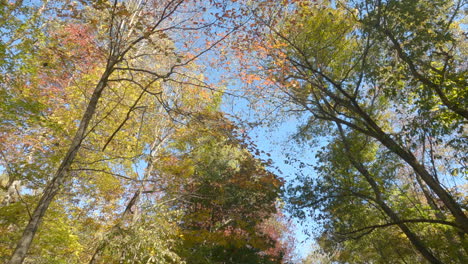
[8,65,115,264]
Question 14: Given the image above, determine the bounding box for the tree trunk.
[337,125,444,264]
[376,130,468,233]
[349,102,468,233]
[8,66,114,264]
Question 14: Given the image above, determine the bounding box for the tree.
[238,0,467,262]
[1,0,247,263]
[156,111,288,263]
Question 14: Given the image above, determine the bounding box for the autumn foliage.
[2,0,467,264]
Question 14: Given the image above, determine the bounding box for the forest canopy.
[0,0,466,264]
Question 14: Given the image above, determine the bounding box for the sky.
[218,84,321,260]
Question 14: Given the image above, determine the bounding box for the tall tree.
[236,0,467,262]
[2,0,245,263]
